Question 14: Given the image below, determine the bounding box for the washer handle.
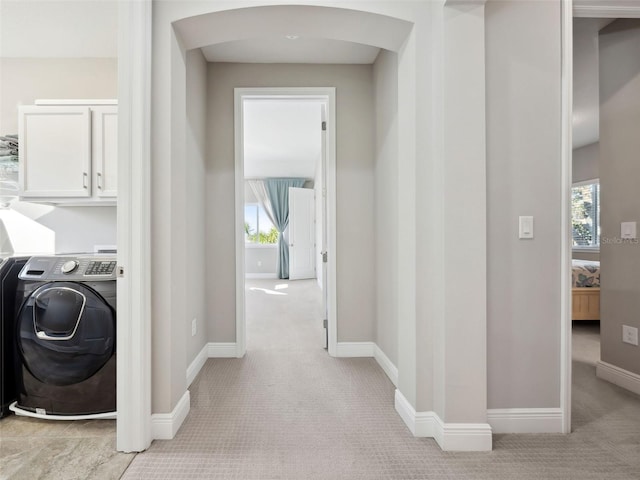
[32,286,86,341]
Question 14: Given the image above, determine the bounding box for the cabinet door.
[92,106,118,198]
[19,106,91,197]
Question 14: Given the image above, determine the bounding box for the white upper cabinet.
[18,100,118,204]
[19,106,92,198]
[92,106,118,198]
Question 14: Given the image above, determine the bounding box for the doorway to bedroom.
[569,10,640,431]
[235,89,336,355]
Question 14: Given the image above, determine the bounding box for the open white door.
[289,187,316,280]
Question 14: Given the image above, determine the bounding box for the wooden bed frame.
[572,287,600,321]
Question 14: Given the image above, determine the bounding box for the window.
[572,180,600,249]
[244,204,279,244]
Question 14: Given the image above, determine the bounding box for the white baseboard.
[596,360,640,396]
[373,344,398,387]
[208,342,238,358]
[151,390,190,440]
[436,418,493,452]
[245,273,278,279]
[394,388,438,437]
[187,344,209,387]
[394,389,492,451]
[335,341,375,357]
[487,408,563,433]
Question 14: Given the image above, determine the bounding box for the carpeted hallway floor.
[120,280,640,479]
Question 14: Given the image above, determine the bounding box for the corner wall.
[185,48,209,365]
[373,49,399,368]
[572,142,599,184]
[205,62,376,345]
[485,0,562,409]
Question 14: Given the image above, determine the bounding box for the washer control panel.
[19,255,118,281]
[85,260,117,276]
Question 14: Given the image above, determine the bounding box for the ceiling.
[243,100,322,179]
[202,37,380,64]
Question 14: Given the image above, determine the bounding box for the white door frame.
[233,87,338,357]
[560,0,573,434]
[561,0,640,434]
[116,0,152,452]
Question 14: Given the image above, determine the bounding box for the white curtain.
[247,180,276,225]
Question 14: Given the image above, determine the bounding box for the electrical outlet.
[191,318,197,337]
[622,325,638,346]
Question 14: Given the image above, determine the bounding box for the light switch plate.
[519,216,534,239]
[623,325,638,346]
[621,222,637,240]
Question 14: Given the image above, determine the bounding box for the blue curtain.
[264,178,306,279]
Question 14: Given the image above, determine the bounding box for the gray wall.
[245,247,278,275]
[373,49,399,367]
[206,62,375,344]
[3,57,118,254]
[572,142,600,184]
[185,48,209,365]
[573,18,602,149]
[0,58,118,133]
[599,19,640,376]
[486,0,562,409]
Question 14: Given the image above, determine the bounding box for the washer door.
[17,282,115,386]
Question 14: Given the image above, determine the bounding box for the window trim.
[571,178,600,253]
[244,203,260,244]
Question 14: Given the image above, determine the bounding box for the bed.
[572,259,600,321]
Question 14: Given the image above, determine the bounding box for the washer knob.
[61,260,79,274]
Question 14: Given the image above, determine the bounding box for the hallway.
[122,282,640,479]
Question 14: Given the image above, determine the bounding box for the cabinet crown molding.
[34,99,118,106]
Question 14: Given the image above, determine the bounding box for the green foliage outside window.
[571,182,599,247]
[245,222,279,244]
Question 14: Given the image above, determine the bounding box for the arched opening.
[119,2,486,454]
[119,2,426,452]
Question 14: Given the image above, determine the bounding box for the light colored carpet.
[122,282,640,479]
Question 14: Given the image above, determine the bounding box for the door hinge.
[322,121,327,131]
[117,266,125,278]
[323,319,328,328]
[322,251,328,263]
